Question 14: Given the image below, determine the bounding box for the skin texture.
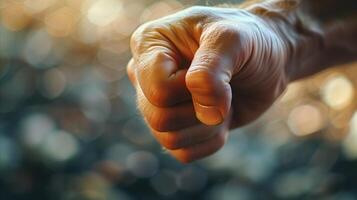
[127,1,357,163]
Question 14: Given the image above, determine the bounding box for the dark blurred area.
[1,0,357,200]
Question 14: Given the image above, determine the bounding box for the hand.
[127,6,291,163]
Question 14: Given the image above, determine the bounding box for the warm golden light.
[24,0,57,14]
[140,0,183,22]
[45,6,77,37]
[280,82,303,103]
[287,104,324,136]
[86,0,123,26]
[321,74,355,110]
[1,1,31,31]
[1,0,357,198]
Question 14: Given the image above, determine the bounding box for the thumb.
[186,41,236,126]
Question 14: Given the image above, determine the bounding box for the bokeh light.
[45,6,77,37]
[126,151,159,178]
[343,112,357,159]
[23,0,57,14]
[23,29,54,68]
[20,113,56,148]
[1,1,31,31]
[40,68,67,98]
[150,170,178,196]
[321,74,355,110]
[1,0,357,199]
[140,0,184,22]
[287,104,325,136]
[41,131,79,163]
[86,0,123,26]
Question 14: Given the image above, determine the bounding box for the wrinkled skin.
[127,6,291,163]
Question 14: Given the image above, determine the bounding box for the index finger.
[134,46,191,107]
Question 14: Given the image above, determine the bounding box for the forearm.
[243,0,357,81]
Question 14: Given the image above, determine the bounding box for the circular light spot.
[105,143,134,164]
[126,151,158,178]
[287,104,324,136]
[23,29,53,67]
[150,170,177,196]
[41,130,79,162]
[122,118,153,146]
[321,75,354,110]
[86,0,122,26]
[21,113,55,147]
[45,7,77,37]
[80,87,111,122]
[1,1,31,31]
[41,68,67,99]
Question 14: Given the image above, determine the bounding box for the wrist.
[243,0,326,81]
[243,0,357,82]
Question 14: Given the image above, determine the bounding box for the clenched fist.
[127,5,306,163]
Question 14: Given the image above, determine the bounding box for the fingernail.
[194,103,223,125]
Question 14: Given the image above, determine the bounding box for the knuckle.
[195,52,221,68]
[146,109,172,132]
[186,68,216,92]
[181,6,213,25]
[208,22,237,35]
[130,27,142,52]
[177,151,195,163]
[151,51,170,62]
[184,6,212,18]
[174,131,228,163]
[203,22,241,44]
[146,83,172,107]
[159,134,182,150]
[138,52,174,106]
[130,23,157,54]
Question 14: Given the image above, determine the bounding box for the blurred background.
[0,0,357,199]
